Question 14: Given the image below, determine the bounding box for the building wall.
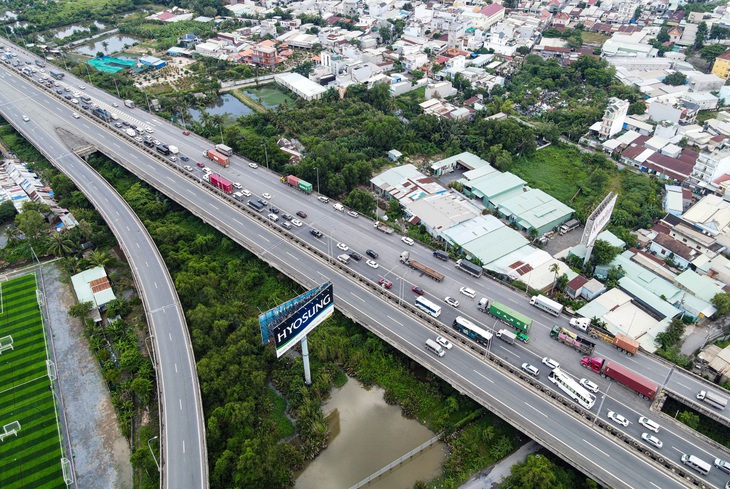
[712,56,730,79]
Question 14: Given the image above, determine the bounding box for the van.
[425,338,445,357]
[433,250,449,261]
[681,454,711,475]
[459,286,476,298]
[333,203,345,212]
[337,254,351,264]
[317,195,329,203]
[233,192,244,201]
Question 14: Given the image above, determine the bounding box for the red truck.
[581,357,657,400]
[204,149,230,167]
[209,173,233,194]
[613,333,640,356]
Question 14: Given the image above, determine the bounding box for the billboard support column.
[301,336,312,386]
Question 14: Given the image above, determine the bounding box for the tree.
[48,232,75,257]
[700,44,727,64]
[516,46,531,56]
[549,262,560,295]
[343,189,376,215]
[15,206,47,241]
[656,27,670,44]
[0,200,16,224]
[712,291,730,317]
[663,71,687,86]
[628,101,646,115]
[131,377,154,405]
[633,6,642,21]
[695,22,708,49]
[590,239,620,265]
[502,454,558,489]
[677,411,700,430]
[68,301,94,319]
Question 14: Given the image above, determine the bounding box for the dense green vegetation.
[502,452,600,489]
[662,397,730,448]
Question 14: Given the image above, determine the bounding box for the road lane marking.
[497,345,520,358]
[474,370,494,384]
[675,381,690,390]
[257,234,270,243]
[524,402,548,418]
[183,441,186,454]
[582,439,609,457]
[286,252,299,261]
[650,482,661,489]
[179,399,182,410]
[169,333,172,341]
[386,315,402,326]
[174,363,178,373]
[136,242,140,248]
[210,203,219,211]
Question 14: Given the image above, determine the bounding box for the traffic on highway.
[4,39,730,488]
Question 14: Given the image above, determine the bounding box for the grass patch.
[267,387,295,438]
[0,274,65,489]
[581,32,609,45]
[511,145,590,203]
[241,86,295,107]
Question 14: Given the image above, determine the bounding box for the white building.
[598,98,630,140]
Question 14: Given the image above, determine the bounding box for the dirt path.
[43,263,132,489]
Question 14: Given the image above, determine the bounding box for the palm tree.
[3,226,22,245]
[549,262,560,296]
[88,250,110,268]
[47,232,75,257]
[102,41,109,53]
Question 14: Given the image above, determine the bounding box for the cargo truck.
[530,295,563,316]
[281,175,313,194]
[374,221,395,234]
[400,251,445,282]
[433,250,449,261]
[215,143,233,156]
[483,300,531,339]
[697,390,728,410]
[49,70,64,80]
[496,329,516,345]
[455,258,482,278]
[581,357,657,400]
[92,107,111,122]
[204,149,230,167]
[209,174,233,194]
[167,145,179,155]
[550,326,595,355]
[559,219,580,235]
[612,333,639,356]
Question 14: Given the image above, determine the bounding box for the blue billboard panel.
[259,283,334,358]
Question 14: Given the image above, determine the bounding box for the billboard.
[580,192,617,248]
[259,283,334,358]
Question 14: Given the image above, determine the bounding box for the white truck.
[530,295,563,316]
[125,128,136,138]
[167,145,179,155]
[569,317,591,331]
[697,390,728,410]
[559,219,580,235]
[496,329,516,345]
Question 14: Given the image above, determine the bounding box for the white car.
[262,192,272,200]
[436,336,453,350]
[347,210,359,218]
[233,182,243,189]
[71,98,79,104]
[579,378,599,393]
[459,286,476,298]
[145,127,154,134]
[542,357,560,370]
[79,84,85,89]
[22,115,29,121]
[135,136,143,142]
[112,102,119,107]
[366,259,379,269]
[402,236,415,246]
[317,195,329,203]
[249,162,259,169]
[337,242,349,251]
[241,189,252,197]
[641,433,663,449]
[521,363,540,377]
[72,112,80,119]
[607,411,629,427]
[445,296,460,308]
[202,167,212,174]
[638,416,660,433]
[183,165,193,172]
[291,219,303,227]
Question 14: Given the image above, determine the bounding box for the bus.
[548,368,595,410]
[247,200,265,212]
[415,297,441,318]
[156,145,170,156]
[452,316,492,346]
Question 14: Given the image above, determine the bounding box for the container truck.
[374,221,394,234]
[485,300,532,337]
[215,144,233,156]
[697,390,728,410]
[530,295,563,316]
[49,70,64,80]
[281,175,313,194]
[612,333,639,356]
[209,174,233,194]
[455,258,482,278]
[550,326,595,355]
[124,99,135,108]
[204,149,230,167]
[496,329,516,345]
[581,357,657,400]
[400,251,445,282]
[433,250,449,261]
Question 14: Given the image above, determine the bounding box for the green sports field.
[0,274,65,488]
